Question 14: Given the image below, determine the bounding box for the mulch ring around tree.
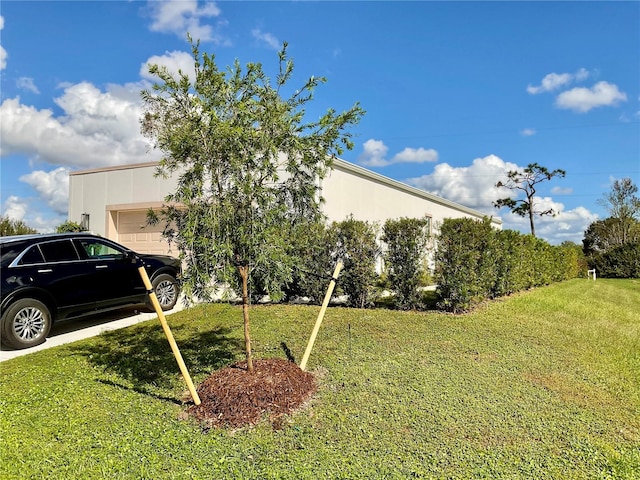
[187,358,317,430]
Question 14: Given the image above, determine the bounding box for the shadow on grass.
[97,378,184,405]
[372,290,440,311]
[71,322,244,394]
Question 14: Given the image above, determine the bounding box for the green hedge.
[272,215,590,313]
[589,241,640,278]
[435,217,585,312]
[283,217,379,308]
[381,217,430,310]
[330,217,379,308]
[283,220,336,305]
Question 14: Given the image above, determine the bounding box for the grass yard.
[1,278,638,479]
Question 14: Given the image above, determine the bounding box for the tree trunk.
[238,264,254,374]
[528,200,536,237]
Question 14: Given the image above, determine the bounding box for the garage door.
[116,210,174,256]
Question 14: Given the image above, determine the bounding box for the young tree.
[493,162,566,237]
[141,38,364,373]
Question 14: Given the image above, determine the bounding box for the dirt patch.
[187,358,317,429]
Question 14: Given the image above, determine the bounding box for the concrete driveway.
[0,302,184,362]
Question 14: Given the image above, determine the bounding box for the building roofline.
[332,158,502,224]
[69,161,159,176]
[70,159,501,225]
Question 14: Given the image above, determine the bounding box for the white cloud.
[16,77,40,94]
[527,68,590,95]
[555,81,627,113]
[20,167,70,215]
[0,16,6,71]
[551,186,573,195]
[358,139,438,167]
[393,147,438,164]
[2,195,28,221]
[406,154,518,211]
[1,195,65,232]
[358,139,389,167]
[527,73,572,95]
[251,28,280,50]
[31,215,66,233]
[503,203,598,245]
[140,50,196,82]
[520,128,536,136]
[574,67,590,82]
[405,155,597,244]
[0,82,159,169]
[147,0,226,43]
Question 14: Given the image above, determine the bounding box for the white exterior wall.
[69,162,178,237]
[69,159,501,248]
[322,160,497,231]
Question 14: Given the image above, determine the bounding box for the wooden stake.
[138,267,201,405]
[300,261,343,371]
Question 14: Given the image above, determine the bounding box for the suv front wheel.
[1,299,52,349]
[151,274,179,311]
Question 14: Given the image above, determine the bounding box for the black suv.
[1,233,181,349]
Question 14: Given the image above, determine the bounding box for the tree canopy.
[493,162,566,237]
[55,220,86,233]
[583,217,640,255]
[584,178,640,254]
[597,177,640,221]
[583,178,640,278]
[0,216,37,236]
[140,38,364,372]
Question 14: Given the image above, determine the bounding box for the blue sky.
[1,1,638,244]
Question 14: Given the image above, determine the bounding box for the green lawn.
[1,279,638,479]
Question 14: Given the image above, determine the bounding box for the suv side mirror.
[124,251,139,264]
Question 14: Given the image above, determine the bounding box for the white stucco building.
[68,158,501,256]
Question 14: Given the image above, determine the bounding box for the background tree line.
[583,178,640,278]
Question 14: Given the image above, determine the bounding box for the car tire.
[1,299,52,349]
[151,273,179,311]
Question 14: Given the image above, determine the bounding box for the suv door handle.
[95,265,108,269]
[37,269,53,273]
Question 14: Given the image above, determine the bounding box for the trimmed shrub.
[382,217,430,310]
[283,220,335,304]
[493,230,528,296]
[330,216,379,308]
[434,217,497,312]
